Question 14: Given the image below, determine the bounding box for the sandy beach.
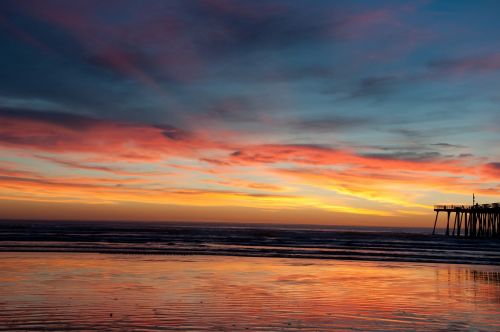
[1,253,499,331]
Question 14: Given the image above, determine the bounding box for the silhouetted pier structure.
[432,203,500,238]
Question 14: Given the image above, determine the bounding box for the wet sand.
[1,253,499,331]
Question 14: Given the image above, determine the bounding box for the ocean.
[1,220,499,265]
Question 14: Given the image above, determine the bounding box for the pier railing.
[434,205,472,210]
[434,203,500,210]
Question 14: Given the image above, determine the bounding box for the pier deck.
[433,203,500,238]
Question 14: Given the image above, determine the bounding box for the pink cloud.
[0,111,227,162]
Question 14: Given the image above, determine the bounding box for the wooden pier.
[432,203,500,238]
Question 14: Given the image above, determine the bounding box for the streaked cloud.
[1,0,499,224]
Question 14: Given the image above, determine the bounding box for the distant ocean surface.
[1,220,499,265]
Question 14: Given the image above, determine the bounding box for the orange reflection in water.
[0,253,499,331]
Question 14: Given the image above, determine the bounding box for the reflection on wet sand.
[438,267,500,305]
[468,270,500,284]
[0,253,499,331]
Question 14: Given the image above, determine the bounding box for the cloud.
[0,168,310,210]
[155,124,193,141]
[289,116,369,132]
[228,144,352,165]
[7,0,324,85]
[197,96,259,123]
[330,8,399,40]
[427,53,500,75]
[274,167,428,208]
[1,1,499,221]
[431,143,465,149]
[189,0,324,55]
[34,155,171,177]
[0,161,403,216]
[5,0,202,90]
[360,151,443,162]
[2,107,497,211]
[274,163,500,209]
[0,107,226,161]
[225,143,467,173]
[205,178,286,192]
[349,75,399,98]
[0,107,99,130]
[0,12,55,54]
[483,162,500,179]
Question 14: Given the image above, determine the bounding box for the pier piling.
[433,203,500,239]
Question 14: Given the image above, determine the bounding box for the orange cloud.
[1,111,498,222]
[0,109,228,162]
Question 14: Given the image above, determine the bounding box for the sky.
[0,0,499,226]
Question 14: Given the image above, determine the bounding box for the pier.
[432,203,500,238]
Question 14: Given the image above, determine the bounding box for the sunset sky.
[1,0,499,226]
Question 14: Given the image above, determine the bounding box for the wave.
[1,220,499,265]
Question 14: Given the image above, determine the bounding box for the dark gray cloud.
[214,66,337,84]
[185,1,327,56]
[0,107,99,130]
[431,143,465,148]
[322,74,418,102]
[289,116,370,132]
[155,124,192,141]
[487,162,500,170]
[350,75,399,98]
[392,128,424,139]
[360,151,443,162]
